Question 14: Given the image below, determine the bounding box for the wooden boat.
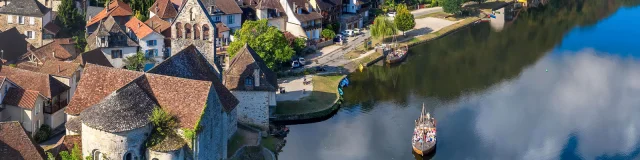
[385,45,408,64]
[412,104,437,156]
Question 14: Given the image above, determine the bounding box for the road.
[411,7,444,17]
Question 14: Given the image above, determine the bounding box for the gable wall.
[171,0,218,69]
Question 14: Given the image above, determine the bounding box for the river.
[278,0,640,159]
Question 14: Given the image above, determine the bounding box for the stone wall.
[171,0,217,69]
[0,14,45,47]
[147,149,184,160]
[232,91,270,130]
[225,107,238,139]
[81,123,152,159]
[191,89,225,160]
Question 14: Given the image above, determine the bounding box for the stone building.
[149,0,179,23]
[201,0,243,47]
[170,0,221,75]
[0,121,46,159]
[281,0,323,42]
[223,44,277,130]
[145,16,173,56]
[20,38,80,65]
[85,0,133,34]
[311,0,341,26]
[86,16,139,69]
[254,0,287,31]
[125,17,166,70]
[66,64,236,159]
[0,0,55,47]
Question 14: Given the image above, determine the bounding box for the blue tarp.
[338,88,343,95]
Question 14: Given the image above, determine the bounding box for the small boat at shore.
[412,104,437,156]
[385,45,408,64]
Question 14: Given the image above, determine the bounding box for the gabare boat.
[412,104,437,156]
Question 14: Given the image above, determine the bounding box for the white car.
[291,61,301,68]
[342,30,354,37]
[353,28,363,35]
[387,12,396,17]
[298,57,306,65]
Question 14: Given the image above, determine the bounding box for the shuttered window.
[7,15,13,23]
[29,17,34,25]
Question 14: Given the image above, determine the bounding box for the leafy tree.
[293,37,307,54]
[431,0,438,6]
[325,23,340,33]
[72,31,87,51]
[370,16,397,42]
[47,152,55,160]
[124,51,155,71]
[57,0,85,31]
[228,20,295,71]
[135,11,148,22]
[147,107,178,147]
[442,0,463,14]
[56,144,82,160]
[394,4,415,36]
[321,29,336,40]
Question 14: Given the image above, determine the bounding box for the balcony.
[302,23,322,30]
[44,100,67,114]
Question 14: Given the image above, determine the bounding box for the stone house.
[170,0,222,75]
[125,17,166,70]
[312,0,341,26]
[65,64,237,159]
[202,0,243,46]
[74,48,115,68]
[281,0,323,42]
[0,67,70,135]
[0,27,31,64]
[32,61,82,99]
[86,16,140,69]
[340,0,369,30]
[223,44,277,130]
[149,0,179,23]
[146,16,173,57]
[148,45,240,139]
[37,0,61,12]
[85,0,132,34]
[20,38,80,65]
[0,121,46,159]
[0,0,55,47]
[255,0,287,31]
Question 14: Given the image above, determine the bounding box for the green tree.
[57,144,82,160]
[293,37,307,54]
[228,20,295,71]
[72,31,87,51]
[135,11,148,22]
[370,16,397,42]
[321,29,336,40]
[147,107,178,147]
[442,0,463,14]
[57,0,85,31]
[124,51,155,71]
[394,4,415,36]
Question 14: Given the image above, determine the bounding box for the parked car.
[334,34,344,42]
[342,30,354,37]
[387,12,396,17]
[353,28,362,35]
[298,57,306,65]
[291,61,302,69]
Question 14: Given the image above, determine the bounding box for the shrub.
[34,124,51,142]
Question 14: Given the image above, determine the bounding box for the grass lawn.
[275,75,344,115]
[355,51,383,66]
[261,136,279,153]
[227,133,246,157]
[416,11,451,19]
[401,17,480,46]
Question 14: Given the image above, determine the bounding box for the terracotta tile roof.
[0,121,46,160]
[79,49,113,67]
[147,45,239,112]
[23,38,78,61]
[0,28,30,63]
[287,0,323,22]
[87,16,139,50]
[86,0,133,27]
[145,16,172,33]
[224,44,278,91]
[43,22,61,35]
[2,87,41,109]
[257,0,284,11]
[66,64,214,129]
[65,64,143,115]
[81,82,157,132]
[37,61,81,78]
[149,0,179,19]
[0,67,69,99]
[203,0,243,14]
[15,62,40,72]
[125,17,156,39]
[170,0,184,9]
[216,22,230,38]
[0,0,49,17]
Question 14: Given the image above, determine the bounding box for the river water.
[278,1,640,159]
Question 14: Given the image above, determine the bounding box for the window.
[7,15,12,24]
[202,25,210,40]
[29,17,34,25]
[176,22,183,38]
[193,24,200,40]
[245,77,254,86]
[227,15,234,24]
[25,31,34,39]
[146,40,157,46]
[145,49,158,57]
[214,16,221,22]
[124,152,132,160]
[185,23,192,39]
[93,150,103,160]
[111,50,123,58]
[18,16,24,24]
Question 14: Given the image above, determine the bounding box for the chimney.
[57,65,60,73]
[253,69,260,87]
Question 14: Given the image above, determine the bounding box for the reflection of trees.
[343,0,636,108]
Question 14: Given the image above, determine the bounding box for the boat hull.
[412,144,436,156]
[385,52,408,64]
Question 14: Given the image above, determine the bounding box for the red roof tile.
[149,0,178,19]
[86,0,133,27]
[0,121,46,160]
[37,61,81,78]
[145,16,172,33]
[23,38,78,61]
[2,87,41,109]
[0,66,69,99]
[125,17,156,38]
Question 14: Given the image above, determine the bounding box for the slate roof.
[81,82,157,133]
[287,0,323,22]
[37,61,81,78]
[67,64,214,129]
[202,0,244,14]
[43,22,61,35]
[125,17,156,39]
[147,45,239,112]
[145,16,172,34]
[86,0,133,27]
[224,44,278,91]
[78,49,113,67]
[0,66,69,99]
[24,38,78,61]
[0,0,49,17]
[87,16,139,50]
[65,117,82,133]
[2,87,41,110]
[149,0,179,19]
[85,6,104,20]
[0,121,45,160]
[0,28,30,63]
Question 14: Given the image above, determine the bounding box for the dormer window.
[210,6,215,14]
[245,76,254,86]
[297,8,302,14]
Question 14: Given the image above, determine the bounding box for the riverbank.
[272,75,345,121]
